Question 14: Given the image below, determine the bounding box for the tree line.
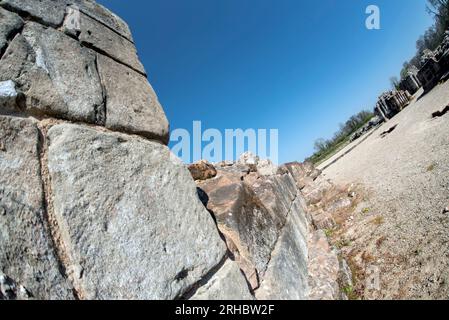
[399,0,449,82]
[306,110,374,164]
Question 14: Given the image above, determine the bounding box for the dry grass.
[371,216,384,226]
[376,236,387,248]
[426,163,437,172]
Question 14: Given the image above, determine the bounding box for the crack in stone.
[74,6,134,45]
[0,3,61,29]
[262,192,299,272]
[1,4,146,77]
[79,40,147,77]
[36,121,82,300]
[93,54,107,126]
[0,19,24,60]
[175,254,229,300]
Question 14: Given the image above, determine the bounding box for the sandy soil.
[318,81,449,299]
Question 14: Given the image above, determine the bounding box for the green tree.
[398,0,449,80]
[390,76,400,90]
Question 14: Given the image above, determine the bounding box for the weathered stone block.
[70,0,134,42]
[0,80,20,111]
[0,7,22,56]
[47,123,226,300]
[20,22,104,123]
[301,178,335,205]
[0,32,69,117]
[63,10,144,74]
[256,159,278,176]
[255,200,309,300]
[282,162,308,189]
[188,160,217,181]
[191,259,253,300]
[0,0,66,27]
[0,116,74,300]
[197,171,275,276]
[97,54,169,143]
[0,34,29,82]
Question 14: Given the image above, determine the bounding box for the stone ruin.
[391,31,449,106]
[417,30,449,93]
[0,0,351,300]
[399,72,421,96]
[374,90,410,121]
[189,155,353,300]
[418,53,442,93]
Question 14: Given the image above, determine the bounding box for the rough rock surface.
[0,116,74,300]
[0,0,66,27]
[256,203,309,300]
[23,22,104,122]
[307,230,342,300]
[0,22,104,122]
[0,4,168,144]
[63,10,145,74]
[188,160,217,181]
[97,54,169,143]
[47,123,227,299]
[191,259,254,300]
[197,170,273,279]
[0,80,20,111]
[70,0,134,42]
[0,0,349,301]
[282,162,312,190]
[194,154,312,298]
[0,7,23,55]
[1,0,133,42]
[256,159,278,176]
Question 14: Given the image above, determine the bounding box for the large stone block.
[188,160,217,181]
[1,23,104,122]
[255,199,309,300]
[70,0,134,42]
[97,54,169,143]
[191,259,253,300]
[0,34,30,82]
[0,80,20,111]
[197,166,311,293]
[63,10,145,74]
[1,22,105,123]
[23,22,104,123]
[0,33,70,118]
[197,171,275,276]
[47,123,226,300]
[0,0,66,27]
[0,116,74,300]
[0,7,22,56]
[282,162,309,190]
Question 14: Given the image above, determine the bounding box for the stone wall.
[0,0,251,300]
[0,0,344,301]
[190,154,311,299]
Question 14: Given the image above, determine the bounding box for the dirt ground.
[318,81,449,300]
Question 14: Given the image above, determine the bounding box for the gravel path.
[319,81,449,299]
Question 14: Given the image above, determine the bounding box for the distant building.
[374,90,410,121]
[417,31,449,93]
[417,56,441,93]
[399,72,421,95]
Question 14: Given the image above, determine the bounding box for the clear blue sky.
[98,0,433,163]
